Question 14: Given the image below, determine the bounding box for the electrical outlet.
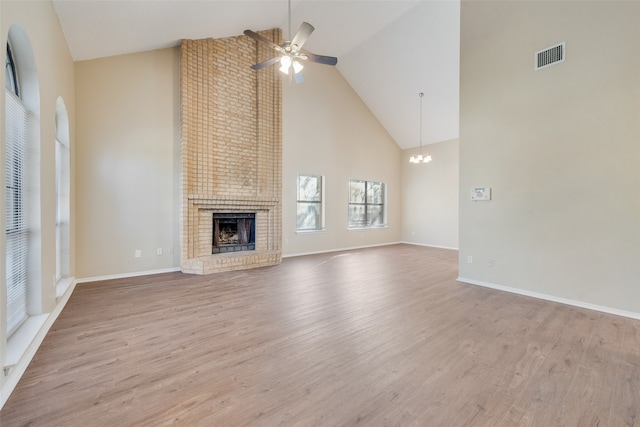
[467,255,473,264]
[134,250,142,258]
[156,248,163,256]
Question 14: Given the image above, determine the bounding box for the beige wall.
[1,0,75,404]
[75,48,181,278]
[459,1,640,314]
[402,139,459,249]
[75,46,402,273]
[282,63,403,256]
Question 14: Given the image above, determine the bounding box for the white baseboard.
[1,278,78,410]
[457,276,640,321]
[76,267,182,284]
[401,241,459,251]
[282,241,403,259]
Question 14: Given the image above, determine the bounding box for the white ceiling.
[52,0,460,150]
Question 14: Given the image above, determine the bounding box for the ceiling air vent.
[535,42,565,70]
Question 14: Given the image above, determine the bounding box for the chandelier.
[409,92,432,164]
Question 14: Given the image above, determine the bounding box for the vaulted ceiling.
[52,0,459,150]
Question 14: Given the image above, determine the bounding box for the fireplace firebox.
[213,213,256,254]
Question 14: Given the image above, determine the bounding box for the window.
[55,98,70,281]
[5,43,19,96]
[348,179,386,228]
[296,174,324,231]
[5,28,41,337]
[5,41,29,336]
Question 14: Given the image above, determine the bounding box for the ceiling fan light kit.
[243,0,337,83]
[410,92,432,164]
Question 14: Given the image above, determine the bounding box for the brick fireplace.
[180,31,282,275]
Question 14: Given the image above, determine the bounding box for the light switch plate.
[471,187,491,201]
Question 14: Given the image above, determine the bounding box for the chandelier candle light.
[409,92,433,164]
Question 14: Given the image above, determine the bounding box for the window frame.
[296,173,325,232]
[347,179,387,229]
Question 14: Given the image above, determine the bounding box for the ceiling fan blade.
[290,22,314,52]
[302,52,338,66]
[243,30,285,53]
[251,57,281,71]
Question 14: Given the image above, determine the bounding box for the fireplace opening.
[213,213,256,254]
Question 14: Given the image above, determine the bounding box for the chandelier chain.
[409,92,431,164]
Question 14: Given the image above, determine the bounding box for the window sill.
[56,276,75,299]
[295,228,326,235]
[347,225,388,231]
[5,314,48,369]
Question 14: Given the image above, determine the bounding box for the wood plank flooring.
[1,244,639,426]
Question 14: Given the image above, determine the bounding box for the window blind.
[55,138,61,280]
[5,89,29,336]
[55,136,70,281]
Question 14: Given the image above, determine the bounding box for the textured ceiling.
[52,0,459,149]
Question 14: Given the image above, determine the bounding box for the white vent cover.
[535,42,565,70]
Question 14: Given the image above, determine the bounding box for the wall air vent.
[535,42,565,70]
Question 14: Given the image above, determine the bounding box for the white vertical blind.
[5,89,29,336]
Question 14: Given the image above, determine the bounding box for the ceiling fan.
[243,1,338,83]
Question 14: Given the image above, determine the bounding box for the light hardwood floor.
[1,244,639,426]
